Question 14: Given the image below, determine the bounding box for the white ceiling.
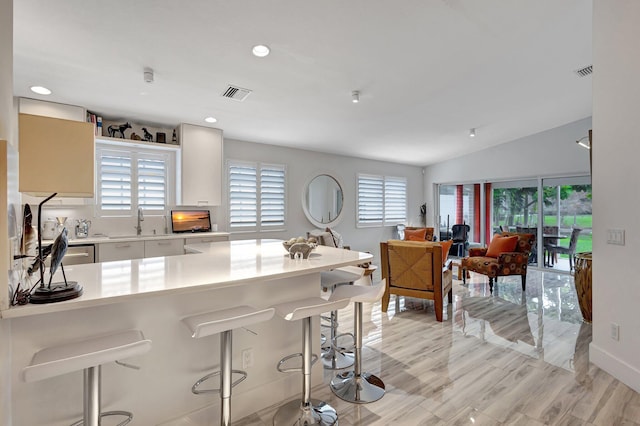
[12,0,593,166]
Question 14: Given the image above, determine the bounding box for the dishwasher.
[44,244,96,266]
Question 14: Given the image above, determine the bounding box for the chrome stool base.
[273,398,338,426]
[321,346,354,370]
[330,371,385,403]
[71,410,133,426]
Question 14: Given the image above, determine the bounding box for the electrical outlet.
[610,323,620,341]
[242,348,254,369]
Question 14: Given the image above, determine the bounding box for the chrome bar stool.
[22,329,152,426]
[183,305,275,426]
[329,280,386,403]
[320,266,364,370]
[272,296,350,426]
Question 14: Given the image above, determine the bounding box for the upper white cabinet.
[19,98,94,206]
[179,124,223,206]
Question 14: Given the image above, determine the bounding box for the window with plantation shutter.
[137,158,166,210]
[357,174,407,226]
[96,143,175,216]
[228,161,286,231]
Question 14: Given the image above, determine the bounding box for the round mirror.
[303,174,344,227]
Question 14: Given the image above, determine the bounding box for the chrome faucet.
[135,207,144,235]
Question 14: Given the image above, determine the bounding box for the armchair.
[461,232,535,293]
[380,240,453,322]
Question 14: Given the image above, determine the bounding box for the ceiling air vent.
[574,65,593,78]
[221,85,252,101]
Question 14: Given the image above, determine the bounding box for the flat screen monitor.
[171,210,212,233]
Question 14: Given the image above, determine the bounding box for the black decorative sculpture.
[107,122,131,138]
[142,127,153,142]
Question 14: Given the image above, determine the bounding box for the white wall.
[0,0,14,424]
[423,117,592,226]
[590,0,640,393]
[223,138,425,270]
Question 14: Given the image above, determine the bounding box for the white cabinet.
[179,123,223,206]
[186,235,229,244]
[98,241,145,262]
[144,239,184,258]
[19,98,94,206]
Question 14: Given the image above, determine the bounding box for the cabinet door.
[19,99,93,205]
[144,239,185,258]
[186,235,229,244]
[180,124,222,206]
[98,242,145,262]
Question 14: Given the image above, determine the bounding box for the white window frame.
[227,160,287,232]
[357,173,407,227]
[95,142,176,217]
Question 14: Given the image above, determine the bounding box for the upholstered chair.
[461,232,535,293]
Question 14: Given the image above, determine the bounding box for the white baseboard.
[590,342,640,394]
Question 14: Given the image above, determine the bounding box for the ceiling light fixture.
[469,128,476,138]
[352,91,360,103]
[252,45,270,57]
[143,67,154,83]
[30,86,51,95]
[576,136,590,149]
[204,116,217,123]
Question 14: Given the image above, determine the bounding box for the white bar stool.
[22,329,152,426]
[272,296,350,426]
[183,305,275,426]
[320,266,364,370]
[328,280,386,403]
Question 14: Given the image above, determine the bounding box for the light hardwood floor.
[236,270,640,426]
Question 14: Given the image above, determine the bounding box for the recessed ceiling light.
[469,128,476,138]
[204,117,217,123]
[252,44,270,57]
[352,91,360,103]
[30,86,51,95]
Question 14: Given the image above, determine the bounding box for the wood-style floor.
[235,269,640,426]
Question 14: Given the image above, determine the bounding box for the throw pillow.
[486,234,519,258]
[440,240,454,264]
[404,228,426,241]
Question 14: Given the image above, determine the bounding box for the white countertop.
[3,239,372,319]
[42,231,230,245]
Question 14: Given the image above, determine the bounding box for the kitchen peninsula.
[5,239,372,425]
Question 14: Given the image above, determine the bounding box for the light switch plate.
[607,229,625,245]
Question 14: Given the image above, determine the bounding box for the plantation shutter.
[100,153,132,211]
[229,162,258,227]
[384,176,407,225]
[357,174,384,226]
[137,157,166,210]
[260,165,286,227]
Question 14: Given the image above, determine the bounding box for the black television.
[171,210,212,233]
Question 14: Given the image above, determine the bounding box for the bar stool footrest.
[191,369,247,394]
[70,410,133,426]
[277,352,318,373]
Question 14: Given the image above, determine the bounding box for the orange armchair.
[461,232,535,293]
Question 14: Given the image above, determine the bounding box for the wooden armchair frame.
[380,241,453,322]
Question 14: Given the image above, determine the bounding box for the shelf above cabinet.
[96,135,180,152]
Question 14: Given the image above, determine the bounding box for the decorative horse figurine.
[141,128,153,142]
[107,122,131,138]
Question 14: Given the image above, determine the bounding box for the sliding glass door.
[541,177,592,272]
[491,179,539,266]
[436,175,591,273]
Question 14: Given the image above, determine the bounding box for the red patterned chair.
[461,232,535,293]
